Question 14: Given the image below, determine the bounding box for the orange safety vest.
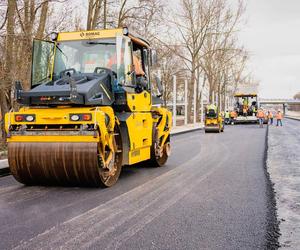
[268,112,273,119]
[276,113,283,120]
[230,111,236,118]
[257,110,264,118]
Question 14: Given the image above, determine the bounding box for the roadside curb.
[264,125,281,248]
[285,116,300,121]
[171,127,203,136]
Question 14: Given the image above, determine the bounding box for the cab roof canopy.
[234,93,257,97]
[56,27,150,48]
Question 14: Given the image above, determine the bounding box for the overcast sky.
[239,0,300,98]
[73,0,299,98]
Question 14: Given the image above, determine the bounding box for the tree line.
[0,0,254,138]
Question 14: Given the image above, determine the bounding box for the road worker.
[107,52,144,76]
[133,55,148,92]
[243,97,248,107]
[252,106,257,116]
[225,110,230,124]
[243,106,247,117]
[230,110,237,124]
[107,52,147,92]
[276,110,283,126]
[106,50,123,72]
[268,111,274,125]
[230,110,236,118]
[133,55,145,76]
[256,108,265,128]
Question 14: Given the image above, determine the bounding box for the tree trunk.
[187,67,195,123]
[0,92,10,141]
[86,0,94,30]
[103,0,107,29]
[207,75,213,103]
[36,1,49,39]
[92,0,102,29]
[217,84,221,111]
[87,0,103,30]
[1,0,17,142]
[196,75,206,122]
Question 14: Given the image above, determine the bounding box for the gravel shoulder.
[267,118,300,248]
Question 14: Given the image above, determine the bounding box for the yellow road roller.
[204,104,224,133]
[5,28,171,187]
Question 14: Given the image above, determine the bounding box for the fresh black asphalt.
[0,124,278,249]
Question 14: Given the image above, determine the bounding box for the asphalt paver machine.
[232,93,258,124]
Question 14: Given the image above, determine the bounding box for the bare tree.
[155,44,187,107]
[0,0,253,141]
[200,0,244,105]
[294,92,300,100]
[0,0,72,140]
[165,0,218,122]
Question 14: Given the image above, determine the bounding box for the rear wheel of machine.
[150,124,170,167]
[98,126,123,187]
[98,153,121,187]
[151,141,170,167]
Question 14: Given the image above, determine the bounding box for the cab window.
[132,44,150,91]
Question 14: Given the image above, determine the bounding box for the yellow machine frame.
[204,112,224,133]
[5,28,172,187]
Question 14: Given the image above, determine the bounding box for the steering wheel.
[94,67,117,78]
[59,68,76,78]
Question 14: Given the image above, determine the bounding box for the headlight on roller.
[69,114,92,121]
[15,114,35,122]
[25,115,35,122]
[70,114,80,121]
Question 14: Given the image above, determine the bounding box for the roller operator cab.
[5,28,172,187]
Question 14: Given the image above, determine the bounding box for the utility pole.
[193,79,197,124]
[173,76,177,127]
[184,79,188,125]
[200,89,204,124]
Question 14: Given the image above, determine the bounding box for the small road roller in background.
[5,28,172,187]
[204,104,224,133]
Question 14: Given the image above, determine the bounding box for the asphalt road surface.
[0,125,274,250]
